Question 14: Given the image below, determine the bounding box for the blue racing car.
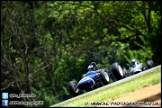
[68,63,110,96]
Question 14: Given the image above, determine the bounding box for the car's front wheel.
[68,81,79,97]
[100,70,109,85]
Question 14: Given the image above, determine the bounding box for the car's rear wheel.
[112,62,125,80]
[100,70,109,85]
[68,81,79,96]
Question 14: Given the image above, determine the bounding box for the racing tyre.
[147,59,154,69]
[100,70,109,85]
[68,81,79,96]
[112,62,125,80]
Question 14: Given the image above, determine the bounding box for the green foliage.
[31,87,60,107]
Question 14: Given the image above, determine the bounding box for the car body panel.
[77,70,102,90]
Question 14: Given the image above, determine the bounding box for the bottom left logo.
[2,100,8,106]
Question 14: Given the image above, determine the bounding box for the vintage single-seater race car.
[129,59,154,75]
[68,68,110,96]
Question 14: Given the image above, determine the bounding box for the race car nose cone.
[77,77,95,90]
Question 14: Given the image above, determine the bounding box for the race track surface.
[100,83,161,107]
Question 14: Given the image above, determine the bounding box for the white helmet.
[131,59,136,65]
[87,64,94,70]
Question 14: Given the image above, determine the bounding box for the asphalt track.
[50,65,161,107]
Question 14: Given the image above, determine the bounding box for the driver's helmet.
[87,64,94,71]
[131,59,136,65]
